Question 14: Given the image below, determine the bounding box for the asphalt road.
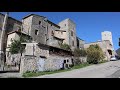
[1,60,120,78]
[34,60,120,78]
[107,69,120,78]
[0,72,22,78]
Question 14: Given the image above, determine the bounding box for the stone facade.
[76,37,85,49]
[4,53,21,71]
[20,43,73,73]
[6,53,21,66]
[47,20,62,47]
[20,56,38,73]
[0,13,22,70]
[22,14,64,48]
[44,54,72,71]
[102,31,113,46]
[58,18,77,51]
[0,13,22,38]
[22,14,47,45]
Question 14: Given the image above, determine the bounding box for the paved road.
[34,60,120,78]
[0,72,22,78]
[1,60,120,78]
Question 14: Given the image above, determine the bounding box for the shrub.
[86,44,105,64]
[59,43,71,51]
[73,48,87,57]
[73,48,87,65]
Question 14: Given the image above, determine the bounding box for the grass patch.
[7,77,19,78]
[71,62,91,69]
[22,62,91,78]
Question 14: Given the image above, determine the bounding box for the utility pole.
[0,12,9,71]
[119,38,120,46]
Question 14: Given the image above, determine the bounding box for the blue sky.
[2,12,120,50]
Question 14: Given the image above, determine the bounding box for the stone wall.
[5,53,21,71]
[74,57,87,65]
[6,53,21,66]
[20,43,73,73]
[47,21,60,47]
[20,56,38,73]
[44,54,72,71]
[20,54,73,73]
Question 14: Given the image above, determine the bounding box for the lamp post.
[0,12,9,71]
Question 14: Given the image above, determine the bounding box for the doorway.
[37,57,45,71]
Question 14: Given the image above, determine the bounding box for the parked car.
[110,56,117,61]
[115,55,120,60]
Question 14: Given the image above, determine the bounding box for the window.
[42,25,45,28]
[64,60,66,63]
[35,29,39,35]
[51,31,54,36]
[10,38,13,41]
[39,21,41,25]
[72,41,74,46]
[7,52,9,57]
[71,31,73,36]
[67,60,69,62]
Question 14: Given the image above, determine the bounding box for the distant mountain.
[116,48,120,56]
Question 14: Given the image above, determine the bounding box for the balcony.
[53,30,66,40]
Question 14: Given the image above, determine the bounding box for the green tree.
[86,44,105,64]
[73,48,87,65]
[59,43,71,51]
[9,37,26,54]
[73,48,87,57]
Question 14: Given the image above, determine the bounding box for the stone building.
[0,13,22,71]
[58,18,77,51]
[3,31,32,71]
[102,31,114,49]
[84,40,113,61]
[22,14,65,48]
[0,13,22,47]
[6,31,31,61]
[22,14,80,50]
[76,37,85,49]
[0,13,84,72]
[20,43,73,73]
[6,31,32,50]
